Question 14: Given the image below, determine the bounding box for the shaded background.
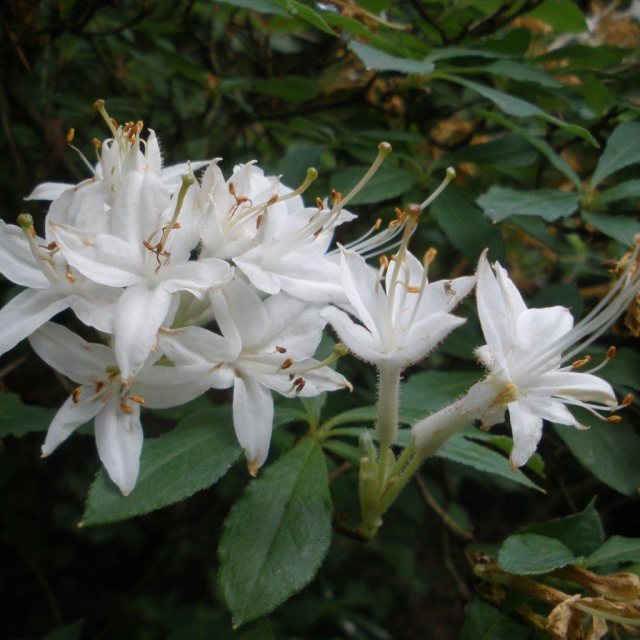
[1,1,639,638]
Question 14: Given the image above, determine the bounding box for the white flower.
[322,245,474,370]
[474,250,637,468]
[49,173,233,381]
[30,323,212,495]
[0,216,119,355]
[158,277,350,475]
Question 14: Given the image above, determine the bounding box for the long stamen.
[419,167,456,210]
[93,98,119,138]
[339,142,391,209]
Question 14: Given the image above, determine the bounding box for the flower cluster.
[1,101,637,502]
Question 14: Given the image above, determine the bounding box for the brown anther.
[379,255,389,268]
[312,226,324,238]
[267,194,279,206]
[407,285,421,293]
[622,393,634,407]
[607,345,617,359]
[571,355,592,369]
[374,218,382,230]
[162,222,180,231]
[293,377,305,393]
[143,240,155,252]
[281,357,294,370]
[424,247,437,264]
[95,381,105,393]
[608,415,622,423]
[275,346,287,353]
[236,195,250,205]
[65,269,76,284]
[72,387,82,404]
[389,219,401,229]
[315,197,324,210]
[228,182,236,195]
[92,138,102,148]
[130,395,145,405]
[44,241,58,251]
[288,373,295,380]
[120,402,134,414]
[66,128,75,143]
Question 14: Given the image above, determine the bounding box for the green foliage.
[218,438,332,627]
[1,0,639,637]
[0,392,56,438]
[498,533,578,574]
[82,409,241,525]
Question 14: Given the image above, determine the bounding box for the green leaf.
[437,434,544,492]
[581,210,640,246]
[591,122,640,188]
[42,620,84,640]
[0,392,56,438]
[587,536,640,568]
[477,187,579,222]
[446,134,537,167]
[485,60,561,88]
[272,0,336,35]
[213,0,288,15]
[330,165,416,205]
[253,78,319,102]
[594,179,640,207]
[348,41,434,74]
[498,533,578,575]
[430,186,505,263]
[459,599,529,640]
[442,74,597,146]
[219,438,332,627]
[554,412,640,496]
[401,370,483,422]
[322,439,361,465]
[425,47,509,63]
[526,0,587,33]
[82,409,241,526]
[482,110,582,189]
[521,499,604,557]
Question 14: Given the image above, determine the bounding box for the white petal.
[0,221,49,288]
[50,223,144,287]
[233,375,273,475]
[68,287,120,333]
[402,312,466,367]
[29,322,113,382]
[157,326,239,366]
[533,371,617,407]
[518,396,579,426]
[516,307,573,355]
[162,257,232,296]
[114,283,173,381]
[41,393,103,456]
[0,289,70,356]
[508,401,543,468]
[259,294,326,358]
[257,360,349,396]
[134,363,220,408]
[46,181,109,234]
[340,247,386,339]
[94,396,143,496]
[110,170,169,247]
[211,277,268,348]
[476,252,518,365]
[419,275,476,314]
[25,182,73,201]
[321,305,382,365]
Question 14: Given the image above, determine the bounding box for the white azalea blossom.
[30,323,212,495]
[472,250,635,467]
[158,277,351,475]
[0,216,119,355]
[322,245,474,369]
